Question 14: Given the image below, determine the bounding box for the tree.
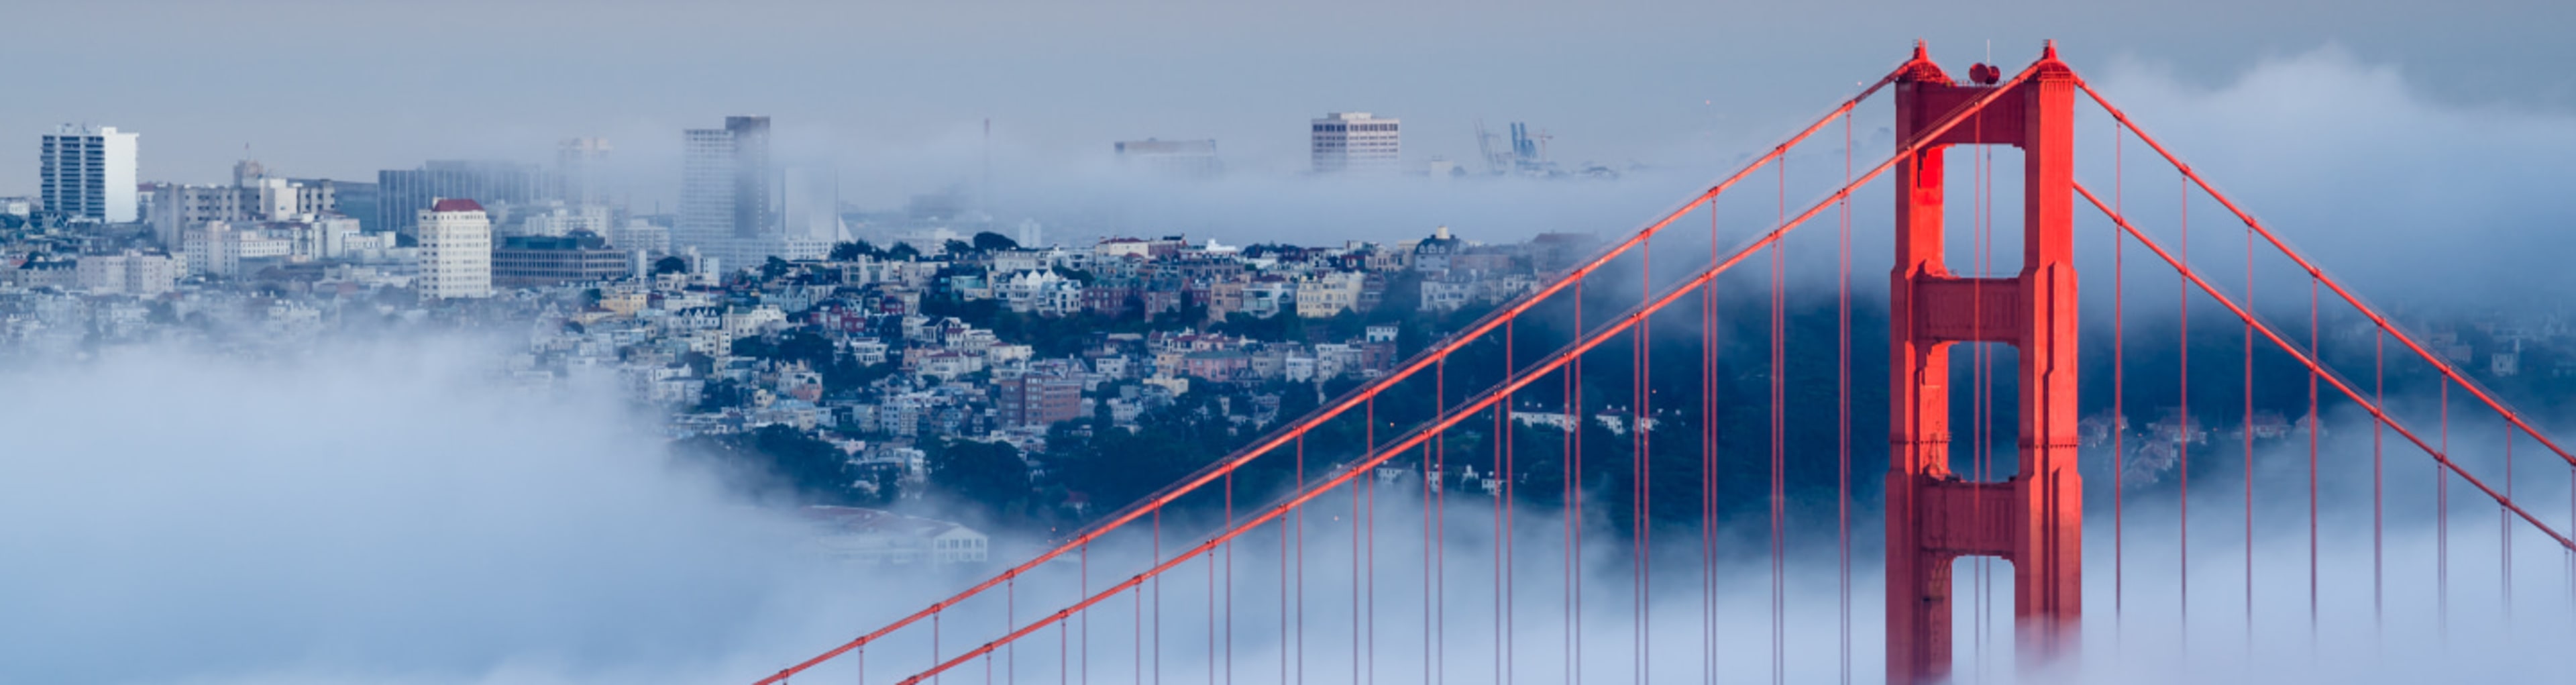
[928,439,1033,512]
[972,231,1021,252]
[886,243,922,261]
[678,424,859,505]
[943,239,976,256]
[761,256,792,280]
[695,379,750,413]
[652,256,690,276]
[830,240,881,261]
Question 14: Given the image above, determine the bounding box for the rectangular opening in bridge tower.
[1948,555,2021,679]
[1884,46,2084,685]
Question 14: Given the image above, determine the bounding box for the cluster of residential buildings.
[500,223,1596,450]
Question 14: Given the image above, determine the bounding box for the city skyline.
[6,1,2570,209]
[4,5,2575,683]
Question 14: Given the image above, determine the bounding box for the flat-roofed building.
[492,230,627,287]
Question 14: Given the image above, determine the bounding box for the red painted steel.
[2074,81,2576,472]
[1884,42,2083,685]
[881,62,2025,683]
[745,68,1905,685]
[2076,182,2576,551]
[747,42,2576,685]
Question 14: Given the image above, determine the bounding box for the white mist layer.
[0,341,916,684]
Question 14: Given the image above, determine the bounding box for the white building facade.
[416,199,493,299]
[1309,112,1399,174]
[41,124,140,222]
[74,251,180,296]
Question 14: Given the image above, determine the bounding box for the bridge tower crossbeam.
[1883,42,2083,685]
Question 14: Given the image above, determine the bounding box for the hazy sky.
[5,0,2571,207]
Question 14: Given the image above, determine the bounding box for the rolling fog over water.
[5,1,2576,682]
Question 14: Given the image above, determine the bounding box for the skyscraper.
[378,160,553,237]
[680,115,783,269]
[416,198,494,299]
[1309,113,1399,174]
[40,124,140,222]
[557,137,612,207]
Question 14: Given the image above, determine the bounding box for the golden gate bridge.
[747,42,2576,684]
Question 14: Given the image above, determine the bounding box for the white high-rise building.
[1309,113,1399,174]
[416,198,493,299]
[680,115,775,270]
[41,124,140,222]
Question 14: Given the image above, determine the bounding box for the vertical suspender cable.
[2179,170,2193,650]
[1010,579,1017,685]
[2244,198,2256,653]
[1436,359,1448,685]
[2440,380,2450,641]
[1079,547,1088,685]
[2114,119,2128,635]
[1495,399,1507,685]
[1210,538,1217,685]
[2318,276,2339,636]
[1153,516,1163,685]
[1288,435,1308,685]
[1287,470,1295,685]
[1977,119,1996,672]
[1768,154,1788,685]
[1225,473,1234,685]
[1505,319,1519,685]
[2373,333,2385,634]
[1704,195,1721,685]
[1556,279,1576,685]
[1133,570,1141,685]
[1637,205,1654,685]
[1837,106,1854,685]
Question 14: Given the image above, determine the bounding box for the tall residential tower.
[40,124,140,222]
[680,115,794,270]
[416,198,494,299]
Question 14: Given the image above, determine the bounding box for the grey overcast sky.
[5,0,2572,207]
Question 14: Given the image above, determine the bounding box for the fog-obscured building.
[1114,139,1221,179]
[73,250,180,296]
[379,161,552,236]
[680,116,774,269]
[801,506,990,566]
[1310,112,1399,174]
[557,137,611,207]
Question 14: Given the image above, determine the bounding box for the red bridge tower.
[1884,43,2083,684]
